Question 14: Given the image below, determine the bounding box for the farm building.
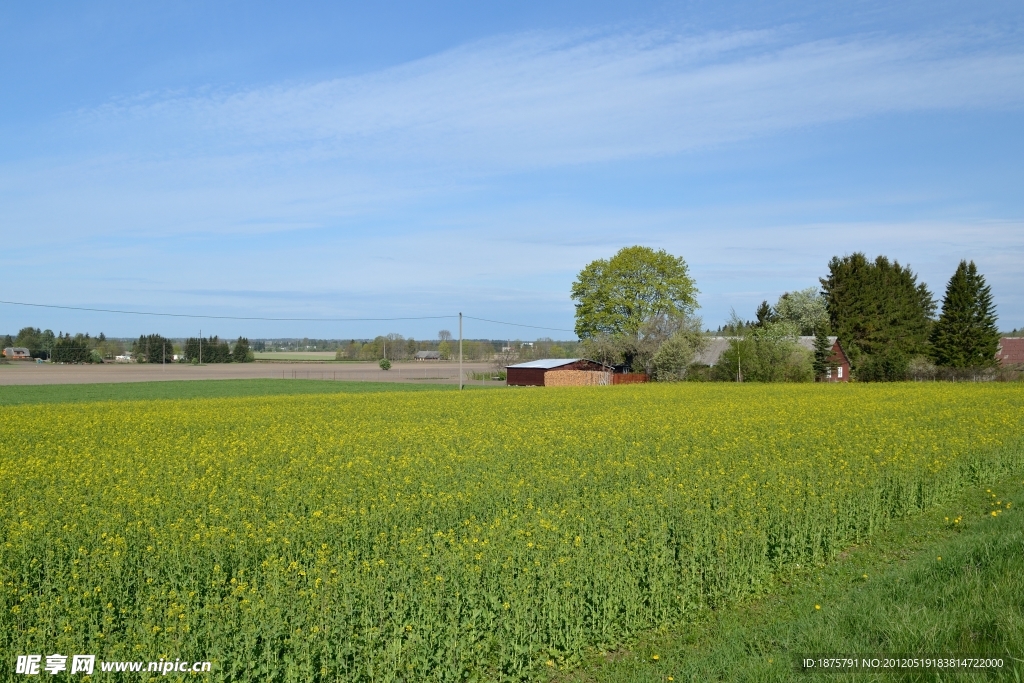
[506,359,649,386]
[694,336,851,382]
[693,338,732,367]
[796,336,851,382]
[507,359,614,387]
[997,338,1024,367]
[2,347,31,360]
[414,350,441,361]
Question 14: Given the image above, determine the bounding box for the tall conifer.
[930,260,999,367]
[820,252,935,371]
[812,327,832,380]
[754,300,776,327]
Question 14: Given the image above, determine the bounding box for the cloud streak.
[83,28,1024,169]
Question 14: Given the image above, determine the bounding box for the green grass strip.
[569,475,1024,682]
[0,378,480,405]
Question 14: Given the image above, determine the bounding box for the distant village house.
[694,336,851,382]
[2,347,31,360]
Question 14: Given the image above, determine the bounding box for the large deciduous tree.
[571,246,698,341]
[775,287,829,336]
[820,253,935,373]
[930,260,1000,368]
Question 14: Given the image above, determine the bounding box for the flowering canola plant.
[1,383,1023,681]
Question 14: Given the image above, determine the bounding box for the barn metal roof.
[506,358,582,369]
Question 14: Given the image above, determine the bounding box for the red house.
[795,336,851,382]
[2,347,32,361]
[823,340,851,382]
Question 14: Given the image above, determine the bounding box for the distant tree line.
[3,327,582,366]
[332,333,578,362]
[2,327,113,363]
[1,328,257,364]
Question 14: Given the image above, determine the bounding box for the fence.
[907,366,1023,382]
[612,373,649,385]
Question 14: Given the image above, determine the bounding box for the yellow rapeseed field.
[2,383,1023,680]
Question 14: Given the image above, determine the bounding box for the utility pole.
[459,312,463,391]
[199,330,202,366]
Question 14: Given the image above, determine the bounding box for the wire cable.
[0,299,456,323]
[463,316,574,333]
[0,299,576,333]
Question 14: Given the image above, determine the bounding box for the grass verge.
[0,378,484,405]
[565,475,1024,682]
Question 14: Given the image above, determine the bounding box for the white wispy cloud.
[82,27,1024,169]
[5,24,1021,246]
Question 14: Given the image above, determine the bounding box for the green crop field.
[2,384,1023,681]
[0,379,467,407]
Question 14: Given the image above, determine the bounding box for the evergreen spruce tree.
[232,337,253,363]
[930,260,999,367]
[812,327,832,380]
[820,252,935,374]
[754,300,776,327]
[183,337,200,362]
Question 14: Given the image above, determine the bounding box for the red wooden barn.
[506,358,615,386]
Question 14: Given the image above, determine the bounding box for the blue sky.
[2,1,1022,340]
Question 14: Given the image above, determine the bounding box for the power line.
[463,316,574,333]
[0,299,456,323]
[0,299,577,334]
